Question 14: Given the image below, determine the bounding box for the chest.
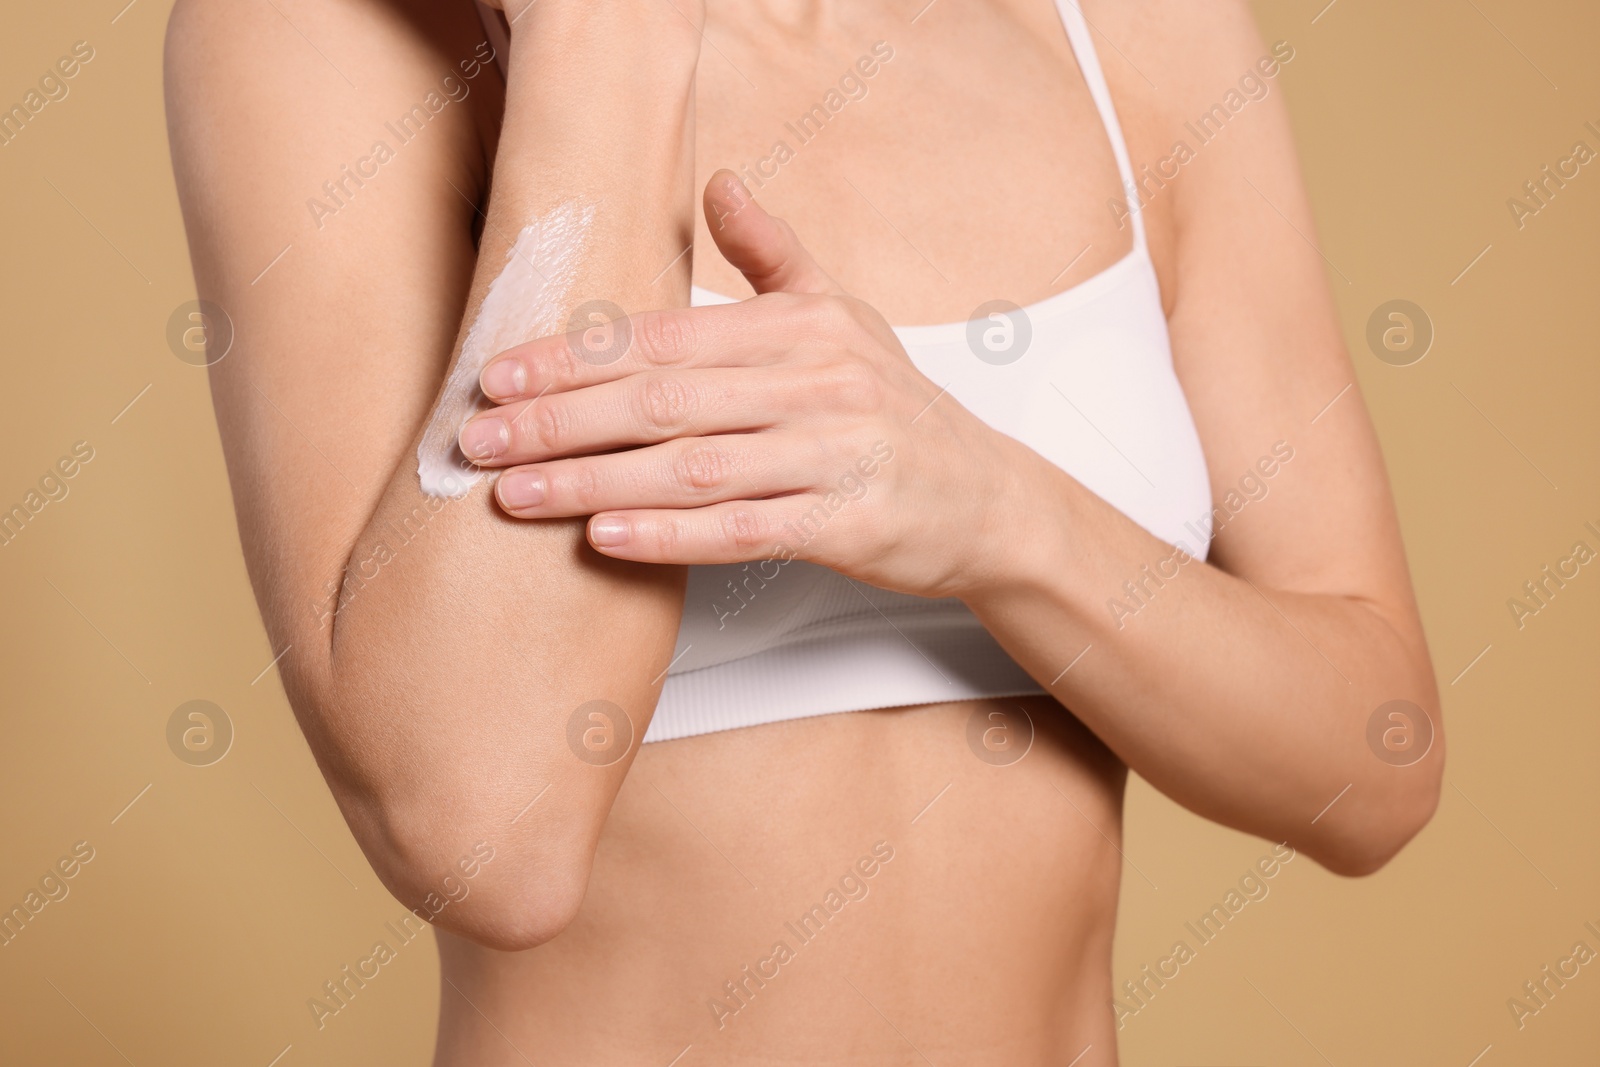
[688,0,1140,325]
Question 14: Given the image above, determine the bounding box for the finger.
[586,496,823,565]
[493,433,812,518]
[703,169,845,296]
[459,366,801,466]
[478,297,816,404]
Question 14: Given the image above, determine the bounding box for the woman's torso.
[437,1,1191,1062]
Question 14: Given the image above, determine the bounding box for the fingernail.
[590,516,630,547]
[459,417,508,461]
[481,358,526,400]
[497,470,546,509]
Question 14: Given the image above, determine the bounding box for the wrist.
[501,4,699,151]
[490,2,700,242]
[506,0,702,80]
[955,441,1071,609]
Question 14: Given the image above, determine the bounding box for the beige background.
[1,0,1596,1063]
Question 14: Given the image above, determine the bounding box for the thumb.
[702,169,844,296]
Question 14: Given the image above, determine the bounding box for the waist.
[435,697,1125,1066]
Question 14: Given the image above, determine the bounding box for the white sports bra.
[474,0,1213,744]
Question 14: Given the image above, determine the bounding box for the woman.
[165,0,1442,1062]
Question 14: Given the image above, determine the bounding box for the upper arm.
[1100,0,1427,646]
[164,0,492,673]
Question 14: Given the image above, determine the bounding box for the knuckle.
[798,294,851,337]
[532,400,571,453]
[839,301,883,350]
[784,293,827,333]
[762,291,815,329]
[551,341,584,385]
[637,311,694,366]
[649,516,682,556]
[567,463,604,509]
[674,444,729,493]
[751,290,796,317]
[640,375,696,433]
[721,507,767,551]
[817,359,883,413]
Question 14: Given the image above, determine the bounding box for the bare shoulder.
[1075,0,1303,296]
[1086,0,1284,96]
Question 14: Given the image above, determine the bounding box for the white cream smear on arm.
[416,200,594,498]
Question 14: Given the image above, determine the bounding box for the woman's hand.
[457,171,1025,600]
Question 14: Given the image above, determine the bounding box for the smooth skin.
[166,0,1442,1063]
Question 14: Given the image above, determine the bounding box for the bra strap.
[1052,0,1147,252]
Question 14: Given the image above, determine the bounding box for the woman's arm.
[165,0,699,948]
[966,0,1442,875]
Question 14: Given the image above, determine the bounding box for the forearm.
[317,5,701,945]
[965,444,1442,875]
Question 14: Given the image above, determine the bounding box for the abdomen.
[435,696,1126,1066]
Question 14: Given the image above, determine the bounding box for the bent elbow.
[290,680,602,953]
[1313,689,1446,877]
[1314,768,1443,878]
[351,796,594,953]
[434,870,590,953]
[1316,817,1427,878]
